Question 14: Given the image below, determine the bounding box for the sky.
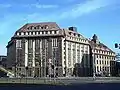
[0,0,120,55]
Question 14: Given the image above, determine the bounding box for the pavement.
[0,77,120,85]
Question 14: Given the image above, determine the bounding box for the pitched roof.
[16,22,60,32]
[89,40,115,53]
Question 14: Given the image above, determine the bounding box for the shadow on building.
[73,53,93,77]
[110,61,120,77]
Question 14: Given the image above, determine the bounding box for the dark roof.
[89,40,115,53]
[16,22,60,32]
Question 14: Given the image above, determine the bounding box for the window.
[100,66,101,71]
[16,40,22,48]
[40,27,43,29]
[102,60,104,64]
[105,61,106,65]
[28,40,33,49]
[42,31,44,34]
[50,31,52,34]
[69,32,71,35]
[97,55,98,58]
[45,31,48,34]
[24,32,26,35]
[97,66,99,72]
[97,60,98,64]
[107,61,109,65]
[105,67,107,71]
[36,26,39,29]
[54,31,57,34]
[99,60,101,64]
[31,32,33,35]
[19,32,21,35]
[74,33,76,36]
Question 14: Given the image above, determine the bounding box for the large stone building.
[6,22,92,77]
[89,34,116,76]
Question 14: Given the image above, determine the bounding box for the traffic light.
[115,43,118,48]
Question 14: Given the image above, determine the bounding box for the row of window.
[67,36,87,43]
[96,66,109,72]
[96,60,109,65]
[17,30,58,36]
[27,25,49,30]
[96,55,115,60]
[94,49,114,56]
[69,32,81,37]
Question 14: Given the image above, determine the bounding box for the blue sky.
[0,0,120,55]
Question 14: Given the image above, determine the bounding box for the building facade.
[0,55,7,67]
[6,22,92,77]
[90,34,116,76]
[63,27,92,77]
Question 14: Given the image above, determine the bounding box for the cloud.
[23,4,58,9]
[0,4,12,8]
[60,0,118,19]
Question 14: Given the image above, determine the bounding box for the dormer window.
[78,34,80,37]
[34,27,36,29]
[36,25,40,29]
[41,27,43,29]
[28,26,34,30]
[74,33,76,36]
[43,25,48,29]
[69,32,71,35]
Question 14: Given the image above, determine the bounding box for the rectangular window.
[97,60,98,64]
[99,60,101,64]
[97,66,99,72]
[45,31,48,34]
[16,40,22,48]
[50,31,52,34]
[54,31,57,34]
